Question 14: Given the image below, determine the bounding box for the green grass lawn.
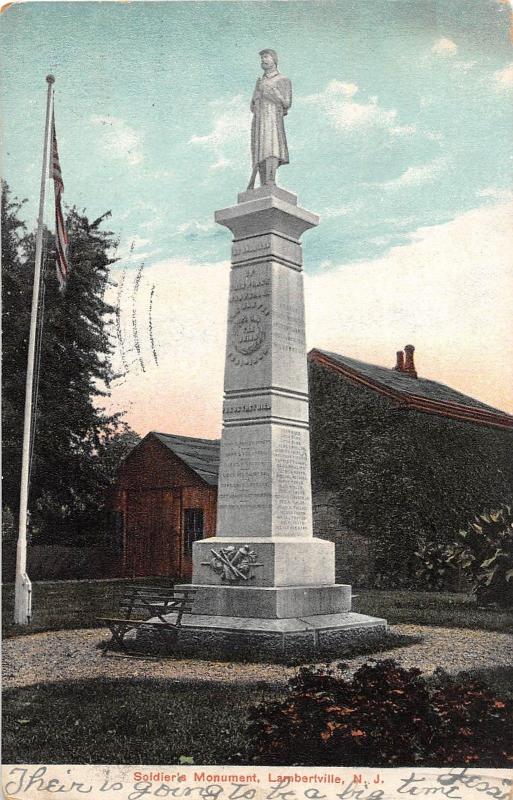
[2,678,271,765]
[4,586,512,638]
[353,590,513,633]
[3,589,512,765]
[4,664,513,766]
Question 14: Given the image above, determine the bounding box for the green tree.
[2,181,138,545]
[2,180,31,522]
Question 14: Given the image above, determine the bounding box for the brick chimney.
[393,350,404,372]
[403,344,417,378]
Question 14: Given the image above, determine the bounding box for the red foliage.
[245,660,513,766]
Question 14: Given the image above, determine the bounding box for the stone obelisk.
[174,50,386,659]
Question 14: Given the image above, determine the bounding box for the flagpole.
[14,74,55,625]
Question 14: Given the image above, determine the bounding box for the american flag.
[49,112,69,291]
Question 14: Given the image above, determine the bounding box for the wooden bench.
[98,586,197,655]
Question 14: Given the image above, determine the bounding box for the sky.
[1,0,513,437]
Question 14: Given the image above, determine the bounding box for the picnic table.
[98,585,197,655]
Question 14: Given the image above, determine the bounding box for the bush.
[245,659,513,767]
[414,540,456,591]
[2,506,17,582]
[447,506,513,607]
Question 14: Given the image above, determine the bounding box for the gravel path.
[3,625,512,690]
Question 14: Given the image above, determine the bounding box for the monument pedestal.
[140,608,386,661]
[144,186,386,661]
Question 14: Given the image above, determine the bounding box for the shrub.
[245,660,513,767]
[447,506,513,607]
[414,541,456,591]
[2,506,17,582]
[428,668,513,766]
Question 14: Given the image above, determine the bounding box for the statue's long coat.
[250,71,292,166]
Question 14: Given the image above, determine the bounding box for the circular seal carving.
[232,308,266,356]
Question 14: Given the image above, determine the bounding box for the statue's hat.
[259,48,278,65]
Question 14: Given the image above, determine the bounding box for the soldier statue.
[248,49,292,189]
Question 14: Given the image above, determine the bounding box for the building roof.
[151,432,220,485]
[309,348,513,430]
[145,353,511,486]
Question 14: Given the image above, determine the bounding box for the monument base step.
[175,582,351,618]
[136,612,388,663]
[236,185,298,205]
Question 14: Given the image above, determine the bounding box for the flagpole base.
[14,573,32,625]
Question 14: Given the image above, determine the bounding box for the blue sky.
[2,1,513,435]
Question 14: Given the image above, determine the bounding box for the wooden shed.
[108,432,219,579]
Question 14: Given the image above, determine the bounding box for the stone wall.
[2,576,170,637]
[2,543,121,583]
[312,490,374,587]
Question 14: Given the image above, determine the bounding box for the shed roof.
[309,349,513,430]
[151,432,220,485]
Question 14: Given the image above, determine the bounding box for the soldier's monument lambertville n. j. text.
[174,49,387,658]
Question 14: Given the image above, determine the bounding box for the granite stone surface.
[175,581,351,618]
[190,538,335,587]
[137,612,388,662]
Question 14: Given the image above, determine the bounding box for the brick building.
[308,346,513,585]
[109,346,513,584]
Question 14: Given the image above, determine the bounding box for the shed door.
[125,489,179,577]
[182,508,204,579]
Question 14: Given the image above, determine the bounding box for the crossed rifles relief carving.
[202,546,264,583]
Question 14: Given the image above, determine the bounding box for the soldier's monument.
[174,50,386,658]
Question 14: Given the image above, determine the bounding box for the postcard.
[1,0,513,796]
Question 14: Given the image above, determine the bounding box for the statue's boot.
[260,157,279,186]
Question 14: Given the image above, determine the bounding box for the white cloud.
[429,40,476,74]
[301,81,401,134]
[136,202,163,225]
[105,258,229,437]
[335,82,359,97]
[476,186,513,202]
[152,169,174,180]
[432,38,458,56]
[91,115,143,166]
[381,157,447,190]
[322,202,363,219]
[131,236,150,249]
[453,60,477,73]
[189,95,250,170]
[382,214,431,229]
[139,216,164,232]
[178,218,216,235]
[104,201,513,437]
[114,235,154,262]
[305,199,513,417]
[116,251,159,265]
[209,157,232,172]
[389,124,417,136]
[477,187,500,198]
[493,62,513,89]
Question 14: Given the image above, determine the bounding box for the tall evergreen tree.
[2,181,138,546]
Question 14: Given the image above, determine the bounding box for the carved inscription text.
[227,267,271,366]
[272,427,310,535]
[218,437,270,510]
